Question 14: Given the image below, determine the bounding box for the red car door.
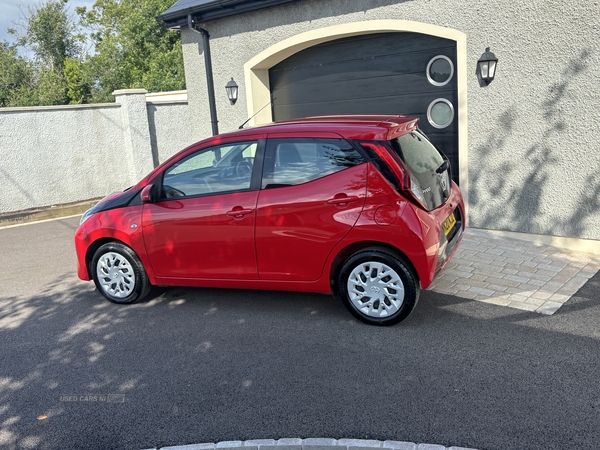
[142,141,261,280]
[255,137,367,281]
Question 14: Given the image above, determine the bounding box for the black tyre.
[338,249,419,325]
[91,242,151,304]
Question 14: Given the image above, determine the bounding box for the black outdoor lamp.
[477,47,498,86]
[225,77,238,105]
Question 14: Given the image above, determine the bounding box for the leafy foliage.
[78,0,184,103]
[64,56,90,104]
[1,0,184,107]
[12,0,83,71]
[0,42,37,107]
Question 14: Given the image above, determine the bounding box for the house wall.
[181,0,600,240]
[0,90,194,214]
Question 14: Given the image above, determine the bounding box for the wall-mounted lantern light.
[477,47,498,86]
[225,78,238,105]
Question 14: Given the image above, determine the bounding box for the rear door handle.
[226,208,253,218]
[327,195,359,205]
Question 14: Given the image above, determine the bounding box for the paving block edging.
[146,438,477,450]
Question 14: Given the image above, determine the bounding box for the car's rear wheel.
[91,242,151,304]
[338,250,419,325]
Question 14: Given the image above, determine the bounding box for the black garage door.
[269,32,459,183]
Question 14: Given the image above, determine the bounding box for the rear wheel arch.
[329,241,420,294]
[336,247,420,325]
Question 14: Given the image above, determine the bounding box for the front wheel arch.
[85,238,122,280]
[91,241,151,304]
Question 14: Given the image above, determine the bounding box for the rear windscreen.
[394,130,444,173]
[390,130,450,210]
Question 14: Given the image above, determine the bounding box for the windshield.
[390,130,451,210]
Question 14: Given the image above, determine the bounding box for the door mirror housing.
[141,184,158,203]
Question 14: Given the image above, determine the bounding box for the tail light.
[360,142,404,181]
[407,172,428,209]
[360,142,428,209]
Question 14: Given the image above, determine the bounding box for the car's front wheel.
[338,249,419,325]
[91,242,151,304]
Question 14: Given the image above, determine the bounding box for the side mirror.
[141,184,158,203]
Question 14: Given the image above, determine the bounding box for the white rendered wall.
[0,91,193,214]
[0,104,128,213]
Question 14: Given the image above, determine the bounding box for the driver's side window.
[162,141,258,199]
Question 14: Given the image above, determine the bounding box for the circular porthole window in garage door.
[427,98,455,129]
[426,55,454,86]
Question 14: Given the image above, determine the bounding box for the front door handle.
[327,195,359,205]
[226,208,253,218]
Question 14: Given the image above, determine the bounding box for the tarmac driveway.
[0,217,599,450]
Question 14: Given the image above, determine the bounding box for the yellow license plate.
[442,212,457,236]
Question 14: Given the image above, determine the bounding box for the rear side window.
[262,138,364,188]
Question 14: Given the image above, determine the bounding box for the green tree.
[1,0,185,107]
[11,0,82,72]
[37,66,69,104]
[0,42,37,107]
[64,57,90,104]
[78,0,185,103]
[6,0,87,105]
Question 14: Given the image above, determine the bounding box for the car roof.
[221,114,419,141]
[138,115,418,186]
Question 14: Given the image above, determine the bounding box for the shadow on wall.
[469,48,598,240]
[147,104,161,168]
[204,0,415,38]
[0,167,36,210]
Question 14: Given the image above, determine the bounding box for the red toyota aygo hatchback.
[75,115,464,325]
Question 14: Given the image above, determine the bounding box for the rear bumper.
[434,204,464,277]
[389,181,465,289]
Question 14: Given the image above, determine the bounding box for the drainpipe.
[187,14,219,136]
